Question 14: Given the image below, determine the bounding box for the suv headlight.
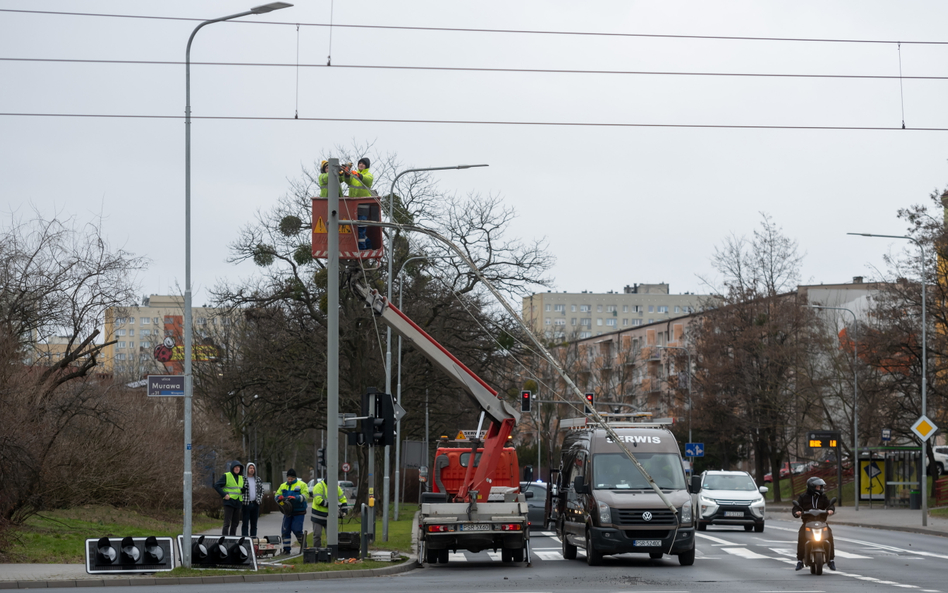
[597,501,612,525]
[679,503,692,524]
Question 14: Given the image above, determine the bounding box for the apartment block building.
[103,295,227,380]
[522,283,708,340]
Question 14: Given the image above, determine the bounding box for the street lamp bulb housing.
[251,2,292,14]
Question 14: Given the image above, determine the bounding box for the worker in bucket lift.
[345,157,373,197]
[318,160,343,197]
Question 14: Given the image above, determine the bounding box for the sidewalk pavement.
[0,509,417,588]
[2,505,946,587]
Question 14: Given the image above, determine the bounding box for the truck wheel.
[426,547,439,564]
[562,533,577,560]
[438,548,449,564]
[585,531,603,566]
[678,546,695,566]
[501,549,512,563]
[513,547,524,563]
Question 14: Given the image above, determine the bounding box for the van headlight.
[679,503,692,524]
[597,501,612,525]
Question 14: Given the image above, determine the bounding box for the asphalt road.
[36,520,947,593]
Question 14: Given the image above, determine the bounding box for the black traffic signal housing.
[317,447,326,468]
[584,392,595,414]
[361,387,395,447]
[178,535,257,570]
[86,536,175,574]
[521,390,532,412]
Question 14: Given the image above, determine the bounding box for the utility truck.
[350,280,530,565]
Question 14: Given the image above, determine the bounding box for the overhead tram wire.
[6,57,948,83]
[3,112,948,132]
[4,7,948,46]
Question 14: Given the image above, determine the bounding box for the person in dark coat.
[214,460,244,536]
[793,476,836,571]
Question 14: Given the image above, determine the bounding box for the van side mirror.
[690,475,701,494]
[573,475,588,494]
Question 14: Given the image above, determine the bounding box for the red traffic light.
[520,390,532,412]
[584,393,594,403]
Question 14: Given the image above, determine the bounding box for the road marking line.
[721,547,771,559]
[487,551,502,562]
[695,533,735,545]
[535,551,564,561]
[448,552,467,562]
[834,550,871,559]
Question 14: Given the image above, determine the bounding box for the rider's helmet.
[806,476,826,495]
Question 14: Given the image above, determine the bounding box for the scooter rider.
[793,477,836,571]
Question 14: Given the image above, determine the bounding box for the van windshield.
[592,453,685,490]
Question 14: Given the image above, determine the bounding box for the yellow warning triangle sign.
[313,217,327,234]
[340,224,352,234]
[455,431,467,440]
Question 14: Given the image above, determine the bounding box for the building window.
[117,341,125,348]
[596,319,603,326]
[606,318,617,327]
[580,305,591,312]
[128,317,135,324]
[116,329,126,336]
[581,318,591,327]
[622,305,629,312]
[648,305,654,313]
[580,331,591,339]
[153,317,160,324]
[545,304,552,312]
[545,318,552,325]
[622,319,628,326]
[127,341,135,349]
[597,305,603,313]
[140,329,150,336]
[141,341,151,348]
[164,316,174,324]
[571,318,577,326]
[116,353,126,361]
[633,319,642,326]
[554,304,565,312]
[554,318,566,326]
[128,329,135,337]
[140,317,150,325]
[658,306,668,313]
[571,305,577,312]
[675,306,681,313]
[648,319,654,324]
[606,305,616,312]
[197,318,207,325]
[165,330,174,337]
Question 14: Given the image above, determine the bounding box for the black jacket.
[214,460,245,508]
[794,490,835,521]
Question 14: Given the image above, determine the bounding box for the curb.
[0,557,418,589]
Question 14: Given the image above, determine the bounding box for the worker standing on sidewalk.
[275,469,310,555]
[213,460,244,536]
[310,479,348,548]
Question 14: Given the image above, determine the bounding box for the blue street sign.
[685,443,704,457]
[881,428,891,442]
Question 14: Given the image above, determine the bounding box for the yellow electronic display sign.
[807,431,840,449]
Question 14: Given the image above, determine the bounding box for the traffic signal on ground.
[85,536,175,574]
[584,392,595,414]
[521,390,532,412]
[317,447,326,468]
[177,535,257,570]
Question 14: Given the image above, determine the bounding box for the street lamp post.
[656,345,693,450]
[392,254,456,521]
[848,232,928,525]
[380,164,487,540]
[182,2,291,568]
[808,305,859,510]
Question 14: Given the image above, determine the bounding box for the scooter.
[792,497,836,575]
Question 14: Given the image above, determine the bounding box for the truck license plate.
[460,523,491,531]
[633,539,662,547]
[724,511,744,517]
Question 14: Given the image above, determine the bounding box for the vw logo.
[642,511,653,522]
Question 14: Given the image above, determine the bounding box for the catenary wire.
[2,112,947,132]
[3,8,948,46]
[3,57,948,82]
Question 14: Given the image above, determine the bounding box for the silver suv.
[693,470,767,532]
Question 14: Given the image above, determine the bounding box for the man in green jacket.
[318,160,343,197]
[345,157,373,197]
[213,460,244,536]
[310,479,348,548]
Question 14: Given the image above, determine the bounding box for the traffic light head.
[317,448,326,468]
[584,392,594,414]
[86,536,175,573]
[521,390,532,412]
[361,389,395,447]
[178,535,257,570]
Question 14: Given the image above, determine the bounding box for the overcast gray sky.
[4,1,948,306]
